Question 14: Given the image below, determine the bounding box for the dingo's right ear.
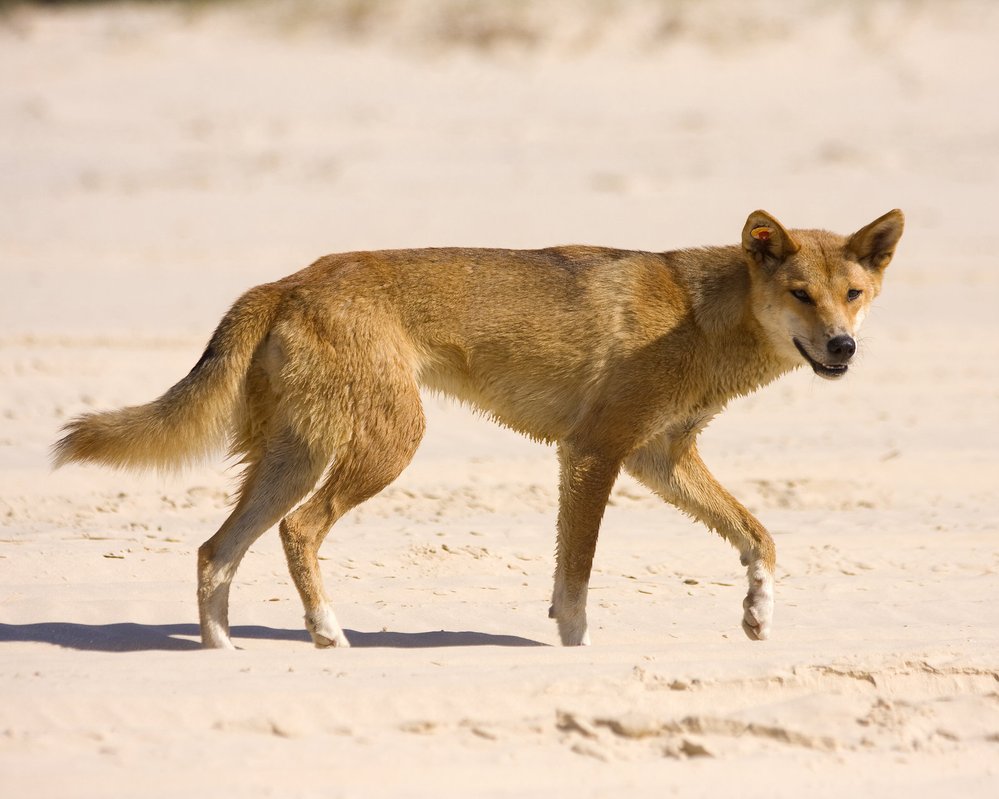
[742,210,800,268]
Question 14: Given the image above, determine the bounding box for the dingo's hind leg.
[279,362,426,649]
[550,444,620,646]
[197,431,328,649]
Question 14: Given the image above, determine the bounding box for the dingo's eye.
[790,289,813,305]
[847,289,863,302]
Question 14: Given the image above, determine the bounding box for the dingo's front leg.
[625,435,776,640]
[550,444,621,646]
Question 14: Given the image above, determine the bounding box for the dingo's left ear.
[742,210,800,268]
[847,209,904,270]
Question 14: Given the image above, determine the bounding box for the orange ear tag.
[751,227,772,241]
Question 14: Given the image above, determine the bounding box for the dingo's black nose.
[827,335,856,360]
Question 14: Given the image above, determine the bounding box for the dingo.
[54,209,904,649]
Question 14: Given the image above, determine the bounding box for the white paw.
[551,581,592,646]
[742,562,774,641]
[305,607,350,649]
[312,631,351,649]
[201,635,237,650]
[556,612,591,647]
[201,619,236,650]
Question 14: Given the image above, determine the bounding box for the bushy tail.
[52,284,283,472]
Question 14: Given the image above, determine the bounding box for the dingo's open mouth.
[793,338,848,379]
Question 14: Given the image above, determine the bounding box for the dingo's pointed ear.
[742,210,800,268]
[847,209,904,270]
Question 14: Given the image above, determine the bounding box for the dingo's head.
[741,209,904,379]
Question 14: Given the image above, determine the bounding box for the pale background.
[1,1,997,796]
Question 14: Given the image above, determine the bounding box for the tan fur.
[53,209,904,649]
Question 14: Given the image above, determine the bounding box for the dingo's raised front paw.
[742,562,774,641]
[742,593,773,640]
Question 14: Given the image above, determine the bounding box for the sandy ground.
[1,1,998,796]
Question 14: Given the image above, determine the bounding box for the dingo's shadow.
[0,622,547,652]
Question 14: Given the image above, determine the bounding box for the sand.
[1,1,997,796]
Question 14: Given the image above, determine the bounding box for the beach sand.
[1,2,997,796]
